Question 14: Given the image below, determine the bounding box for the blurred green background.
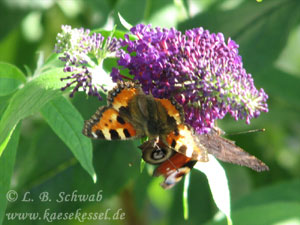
[1,0,300,224]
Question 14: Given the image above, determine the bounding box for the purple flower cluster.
[111,24,268,134]
[55,25,120,99]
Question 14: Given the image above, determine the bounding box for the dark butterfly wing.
[198,133,269,172]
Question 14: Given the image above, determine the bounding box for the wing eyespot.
[140,140,174,165]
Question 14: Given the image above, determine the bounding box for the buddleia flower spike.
[55,25,121,100]
[111,24,268,134]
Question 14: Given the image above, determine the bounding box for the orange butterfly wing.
[83,82,142,140]
[83,106,137,140]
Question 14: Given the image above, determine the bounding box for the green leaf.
[0,62,26,96]
[40,96,96,181]
[255,66,300,108]
[0,95,11,116]
[194,155,232,225]
[0,68,65,157]
[0,123,20,225]
[92,29,133,40]
[114,0,147,29]
[233,179,300,210]
[133,169,153,211]
[174,0,189,22]
[140,158,146,173]
[145,0,179,27]
[147,176,173,211]
[205,202,300,225]
[168,171,214,225]
[0,125,16,161]
[118,12,132,30]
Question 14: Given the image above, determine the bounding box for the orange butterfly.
[83,81,268,188]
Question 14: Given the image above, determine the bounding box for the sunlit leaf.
[0,68,65,157]
[147,177,172,211]
[194,155,232,225]
[183,172,191,220]
[40,96,96,181]
[114,0,147,28]
[0,62,26,96]
[0,124,20,225]
[118,12,132,30]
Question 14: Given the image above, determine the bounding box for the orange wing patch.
[156,98,183,124]
[165,124,208,162]
[111,87,139,110]
[84,107,136,140]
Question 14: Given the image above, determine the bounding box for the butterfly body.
[123,93,177,139]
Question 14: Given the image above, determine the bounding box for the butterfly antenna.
[227,128,266,136]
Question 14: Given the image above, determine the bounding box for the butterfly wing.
[155,98,184,125]
[198,133,269,172]
[153,152,197,189]
[156,98,209,162]
[83,81,144,140]
[164,124,208,162]
[83,106,138,140]
[108,81,141,112]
